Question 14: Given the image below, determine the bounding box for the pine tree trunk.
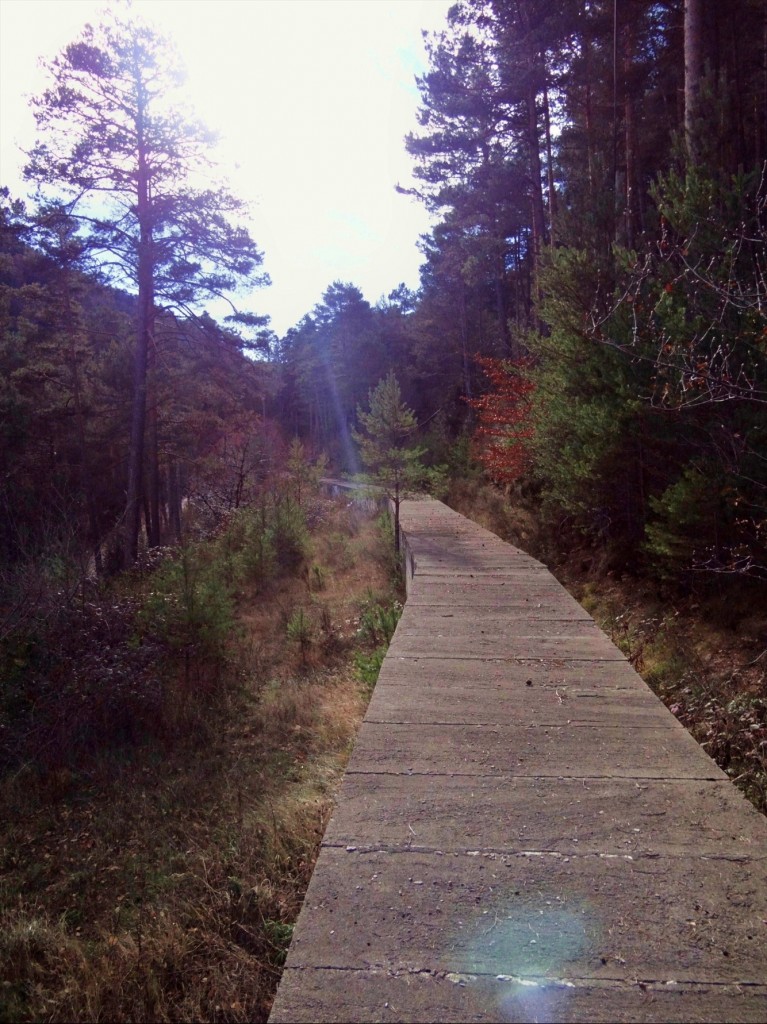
[124,254,151,565]
[123,89,153,567]
[146,336,161,548]
[583,25,596,191]
[459,283,473,400]
[393,480,401,555]
[623,18,637,250]
[762,8,767,166]
[494,257,512,356]
[168,460,182,542]
[542,79,558,243]
[684,0,704,161]
[526,82,547,287]
[517,0,547,322]
[62,277,103,576]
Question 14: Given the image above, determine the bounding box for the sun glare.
[0,0,451,333]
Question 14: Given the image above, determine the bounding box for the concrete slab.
[270,967,767,1023]
[285,848,767,984]
[407,577,568,591]
[376,656,654,694]
[395,618,605,638]
[346,720,724,779]
[404,583,592,612]
[387,633,627,661]
[409,545,540,560]
[364,685,668,727]
[408,569,549,580]
[322,775,767,858]
[366,657,669,727]
[397,607,596,627]
[405,598,594,618]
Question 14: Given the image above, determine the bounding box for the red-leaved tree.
[467,357,535,483]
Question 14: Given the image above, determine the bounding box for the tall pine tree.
[25,7,269,564]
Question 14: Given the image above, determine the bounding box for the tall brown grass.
[0,496,401,1022]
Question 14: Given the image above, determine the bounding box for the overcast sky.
[0,0,450,335]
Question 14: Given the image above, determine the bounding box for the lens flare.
[455,891,598,1022]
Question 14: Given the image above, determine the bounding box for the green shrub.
[422,464,449,500]
[243,509,277,585]
[354,647,386,688]
[141,545,235,660]
[308,564,327,591]
[357,591,402,645]
[446,433,482,481]
[326,532,354,569]
[375,512,403,583]
[286,608,313,658]
[263,920,294,968]
[643,465,726,580]
[286,438,328,507]
[272,499,309,570]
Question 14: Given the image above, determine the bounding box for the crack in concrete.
[363,719,679,729]
[320,842,765,863]
[282,965,767,991]
[345,769,722,781]
[338,775,740,788]
[384,654,628,663]
[323,843,635,858]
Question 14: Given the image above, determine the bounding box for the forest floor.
[447,478,767,817]
[0,497,402,1023]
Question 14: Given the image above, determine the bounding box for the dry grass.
[0,497,400,1023]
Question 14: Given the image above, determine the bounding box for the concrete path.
[269,499,767,1023]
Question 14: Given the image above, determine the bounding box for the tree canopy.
[3,0,766,587]
[25,7,269,563]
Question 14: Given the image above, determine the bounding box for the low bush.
[354,646,387,688]
[285,608,313,662]
[272,498,309,571]
[357,591,402,645]
[0,589,164,774]
[374,511,403,584]
[141,545,236,661]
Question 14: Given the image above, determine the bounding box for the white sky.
[0,0,450,335]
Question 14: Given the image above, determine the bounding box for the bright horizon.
[0,0,450,336]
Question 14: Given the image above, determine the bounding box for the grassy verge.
[0,497,403,1022]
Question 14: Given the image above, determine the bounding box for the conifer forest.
[4,0,766,583]
[1,1,766,1019]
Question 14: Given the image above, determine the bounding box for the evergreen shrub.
[272,499,309,570]
[643,465,728,581]
[140,545,235,663]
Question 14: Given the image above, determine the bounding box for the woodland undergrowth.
[0,493,402,1023]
